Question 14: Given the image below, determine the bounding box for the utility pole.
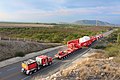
[96,20,97,26]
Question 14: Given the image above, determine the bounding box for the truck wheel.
[38,67,41,70]
[62,57,64,60]
[49,62,52,65]
[46,62,48,66]
[34,69,37,73]
[29,71,32,75]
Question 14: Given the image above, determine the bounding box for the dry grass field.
[0,23,54,28]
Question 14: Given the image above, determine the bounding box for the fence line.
[0,37,44,43]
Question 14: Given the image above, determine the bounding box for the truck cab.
[21,59,37,75]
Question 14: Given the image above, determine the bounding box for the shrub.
[15,52,25,57]
[105,43,120,57]
[103,28,120,57]
[0,42,6,46]
[93,45,106,49]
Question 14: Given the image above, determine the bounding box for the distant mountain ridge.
[73,20,114,26]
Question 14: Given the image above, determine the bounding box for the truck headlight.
[21,68,24,72]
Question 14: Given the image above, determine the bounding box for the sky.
[0,0,120,24]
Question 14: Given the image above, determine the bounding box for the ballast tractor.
[21,55,52,75]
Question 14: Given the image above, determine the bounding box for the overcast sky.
[0,0,120,24]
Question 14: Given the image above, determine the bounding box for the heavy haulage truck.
[21,34,103,75]
[21,55,52,75]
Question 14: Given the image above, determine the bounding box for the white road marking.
[7,67,17,71]
[21,76,30,80]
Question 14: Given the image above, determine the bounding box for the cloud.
[0,0,120,23]
[7,8,98,19]
[1,5,120,21]
[112,12,120,14]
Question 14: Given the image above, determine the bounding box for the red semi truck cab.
[21,55,52,75]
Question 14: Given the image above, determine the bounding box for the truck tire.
[38,66,41,70]
[65,55,67,58]
[34,69,37,73]
[27,71,32,75]
[30,71,32,75]
[46,62,48,66]
[61,57,65,60]
[49,62,52,65]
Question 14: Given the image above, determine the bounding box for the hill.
[73,20,114,26]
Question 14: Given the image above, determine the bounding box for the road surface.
[0,30,114,80]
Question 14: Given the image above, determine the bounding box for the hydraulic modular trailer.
[21,55,52,75]
[55,34,103,59]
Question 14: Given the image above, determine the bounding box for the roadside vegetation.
[33,28,120,80]
[0,24,112,61]
[0,24,110,44]
[93,28,120,58]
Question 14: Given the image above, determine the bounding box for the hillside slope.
[0,40,60,61]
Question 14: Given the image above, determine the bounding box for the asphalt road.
[0,30,114,80]
[0,46,67,80]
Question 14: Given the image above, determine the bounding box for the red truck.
[21,55,52,75]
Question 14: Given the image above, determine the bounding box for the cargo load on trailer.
[79,36,92,47]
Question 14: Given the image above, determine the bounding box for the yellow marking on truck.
[22,63,27,69]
